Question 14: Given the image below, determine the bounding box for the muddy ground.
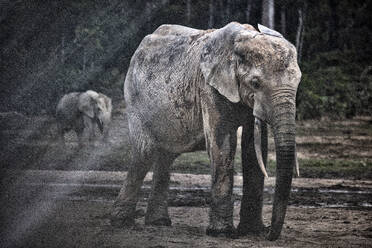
[0,111,372,247]
[1,170,372,248]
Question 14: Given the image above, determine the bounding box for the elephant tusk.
[295,144,300,177]
[254,117,269,178]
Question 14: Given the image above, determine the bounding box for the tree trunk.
[208,0,214,28]
[298,24,305,62]
[225,0,231,22]
[82,48,86,73]
[295,8,303,62]
[245,0,252,23]
[328,0,339,50]
[61,35,65,63]
[262,0,275,29]
[186,0,191,25]
[280,7,286,36]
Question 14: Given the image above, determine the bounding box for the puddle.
[24,182,372,210]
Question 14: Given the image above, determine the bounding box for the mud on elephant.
[56,90,112,147]
[112,22,301,241]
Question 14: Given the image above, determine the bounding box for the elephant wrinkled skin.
[112,22,301,241]
[56,90,112,147]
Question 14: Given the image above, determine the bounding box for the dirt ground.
[1,112,372,247]
[0,170,371,248]
[5,202,372,248]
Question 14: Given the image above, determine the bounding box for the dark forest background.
[0,0,371,119]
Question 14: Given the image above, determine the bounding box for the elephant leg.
[145,152,176,226]
[83,115,94,142]
[91,121,97,138]
[57,123,66,147]
[202,108,237,237]
[111,149,152,227]
[102,128,110,143]
[237,118,268,235]
[75,126,85,149]
[111,116,156,227]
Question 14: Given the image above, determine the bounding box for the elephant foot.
[236,223,268,237]
[110,206,136,227]
[267,228,281,241]
[206,226,238,239]
[145,201,171,226]
[110,215,135,227]
[134,209,146,218]
[145,216,172,226]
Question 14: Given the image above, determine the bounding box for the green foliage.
[172,151,372,179]
[295,0,372,119]
[297,50,372,119]
[0,0,371,118]
[293,159,372,179]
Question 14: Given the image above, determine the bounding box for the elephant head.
[200,23,301,240]
[78,90,112,134]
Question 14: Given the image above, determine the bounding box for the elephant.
[112,22,301,241]
[56,90,112,147]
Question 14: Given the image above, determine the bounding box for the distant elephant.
[56,90,112,147]
[112,22,301,241]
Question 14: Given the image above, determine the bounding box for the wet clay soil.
[1,113,372,247]
[1,170,371,248]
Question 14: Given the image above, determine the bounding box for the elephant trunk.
[96,117,104,133]
[267,102,296,241]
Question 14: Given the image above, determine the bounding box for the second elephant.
[56,90,112,147]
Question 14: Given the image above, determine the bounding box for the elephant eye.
[251,78,260,90]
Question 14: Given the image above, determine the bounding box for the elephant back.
[56,92,82,124]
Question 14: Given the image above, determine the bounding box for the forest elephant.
[112,22,301,241]
[56,90,112,147]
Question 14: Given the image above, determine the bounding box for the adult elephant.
[56,90,112,147]
[112,22,301,241]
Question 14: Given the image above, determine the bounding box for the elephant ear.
[200,23,242,103]
[78,90,99,118]
[99,94,112,114]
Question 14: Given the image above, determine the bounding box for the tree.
[295,2,307,62]
[245,0,252,23]
[262,0,274,28]
[280,6,286,35]
[208,0,214,28]
[186,0,191,25]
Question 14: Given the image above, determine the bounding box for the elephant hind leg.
[111,119,159,227]
[145,151,178,226]
[111,147,153,227]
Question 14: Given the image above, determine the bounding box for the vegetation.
[171,151,372,179]
[0,0,371,118]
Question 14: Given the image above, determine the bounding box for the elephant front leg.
[57,123,66,147]
[237,120,268,236]
[203,114,237,237]
[75,125,85,149]
[83,115,95,143]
